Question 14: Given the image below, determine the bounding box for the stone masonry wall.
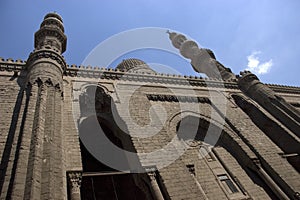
[1,65,300,199]
[0,71,26,199]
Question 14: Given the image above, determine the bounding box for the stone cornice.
[65,64,240,89]
[266,84,300,95]
[0,59,299,94]
[65,66,300,93]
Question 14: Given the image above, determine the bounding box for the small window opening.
[218,174,239,193]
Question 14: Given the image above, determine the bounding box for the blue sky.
[0,0,299,86]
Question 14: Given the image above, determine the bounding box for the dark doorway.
[81,174,148,200]
[78,117,152,200]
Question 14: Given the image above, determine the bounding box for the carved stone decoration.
[26,50,67,70]
[147,94,211,104]
[67,171,82,200]
[185,139,202,148]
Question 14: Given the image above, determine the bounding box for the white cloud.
[246,51,273,75]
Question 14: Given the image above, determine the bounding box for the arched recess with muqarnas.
[76,85,153,200]
[172,112,279,200]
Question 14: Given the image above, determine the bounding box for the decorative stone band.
[34,27,67,53]
[26,77,63,96]
[26,50,67,72]
[147,94,211,103]
[24,50,67,88]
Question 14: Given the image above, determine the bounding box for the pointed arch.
[169,112,279,199]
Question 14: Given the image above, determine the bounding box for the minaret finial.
[35,12,66,53]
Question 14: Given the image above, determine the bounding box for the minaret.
[167,31,236,81]
[26,12,67,86]
[10,13,67,199]
[168,30,300,134]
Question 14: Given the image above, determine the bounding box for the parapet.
[0,57,26,72]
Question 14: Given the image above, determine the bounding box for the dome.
[116,58,156,74]
[44,12,63,23]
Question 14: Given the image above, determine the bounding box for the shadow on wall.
[232,94,300,173]
[176,115,280,200]
[0,70,29,197]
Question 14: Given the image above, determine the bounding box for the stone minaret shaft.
[168,31,236,81]
[10,13,66,200]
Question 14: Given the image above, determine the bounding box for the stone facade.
[0,13,300,200]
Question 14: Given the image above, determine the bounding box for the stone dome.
[116,58,156,74]
[44,12,63,23]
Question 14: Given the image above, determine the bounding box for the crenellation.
[6,58,14,62]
